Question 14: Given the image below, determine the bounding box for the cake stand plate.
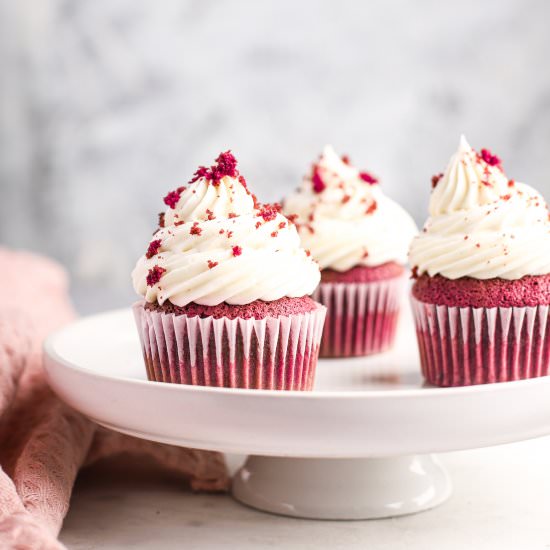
[44,309,550,519]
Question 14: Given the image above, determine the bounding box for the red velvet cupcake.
[283,146,417,357]
[409,136,550,386]
[132,152,325,390]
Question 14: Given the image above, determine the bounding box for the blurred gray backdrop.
[1,0,549,313]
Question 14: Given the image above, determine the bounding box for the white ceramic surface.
[43,308,550,519]
[43,308,550,458]
[233,455,452,520]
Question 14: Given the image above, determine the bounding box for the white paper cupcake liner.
[312,276,405,357]
[133,301,326,390]
[411,296,550,386]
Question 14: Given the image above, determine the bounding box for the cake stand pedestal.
[44,309,550,520]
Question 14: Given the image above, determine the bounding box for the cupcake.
[409,135,550,387]
[283,146,417,357]
[132,151,325,390]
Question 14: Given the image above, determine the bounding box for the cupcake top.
[409,135,550,280]
[132,151,320,306]
[283,145,417,272]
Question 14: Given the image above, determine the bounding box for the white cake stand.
[43,309,550,520]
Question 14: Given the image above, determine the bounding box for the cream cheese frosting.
[409,135,550,280]
[282,145,417,271]
[132,152,320,306]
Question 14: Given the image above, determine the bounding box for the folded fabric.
[0,248,229,549]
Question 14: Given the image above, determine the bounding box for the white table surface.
[60,436,550,550]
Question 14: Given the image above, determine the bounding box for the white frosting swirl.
[132,158,320,306]
[283,145,417,271]
[409,135,550,280]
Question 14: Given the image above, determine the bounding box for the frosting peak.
[132,152,320,306]
[283,146,417,271]
[409,135,550,280]
[430,135,510,216]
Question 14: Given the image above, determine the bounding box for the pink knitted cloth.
[0,249,229,549]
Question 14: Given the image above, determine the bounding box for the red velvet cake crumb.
[341,154,351,165]
[321,262,405,283]
[146,265,166,287]
[366,201,378,215]
[480,148,501,167]
[413,273,550,308]
[232,245,242,256]
[158,212,165,228]
[190,222,202,236]
[257,203,281,222]
[163,190,181,209]
[508,179,515,187]
[431,173,443,188]
[145,239,162,259]
[312,167,326,193]
[145,295,317,320]
[411,266,419,279]
[207,260,218,269]
[359,171,378,184]
[188,151,240,186]
[278,221,286,229]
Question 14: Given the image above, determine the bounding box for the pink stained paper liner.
[411,296,550,387]
[133,302,326,391]
[313,276,405,358]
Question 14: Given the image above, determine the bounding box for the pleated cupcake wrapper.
[411,297,550,387]
[312,276,405,357]
[133,302,327,390]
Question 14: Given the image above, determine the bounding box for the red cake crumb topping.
[158,212,165,228]
[312,167,326,193]
[271,231,278,237]
[366,200,378,215]
[431,173,444,188]
[190,222,202,236]
[145,239,162,259]
[174,220,185,226]
[205,209,215,220]
[342,194,351,204]
[306,249,311,256]
[508,179,515,187]
[189,166,209,184]
[359,171,378,185]
[257,203,281,222]
[228,212,237,219]
[207,260,218,269]
[480,148,501,167]
[501,194,512,201]
[411,266,419,280]
[146,265,166,286]
[341,154,351,165]
[232,245,242,256]
[163,190,181,209]
[255,221,262,229]
[188,151,240,186]
[278,221,286,229]
[226,231,233,238]
[286,213,298,225]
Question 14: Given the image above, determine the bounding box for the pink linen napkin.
[0,248,229,549]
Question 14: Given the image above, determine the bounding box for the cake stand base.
[232,454,452,520]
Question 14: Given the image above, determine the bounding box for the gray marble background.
[1,0,549,313]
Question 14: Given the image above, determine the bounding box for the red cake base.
[314,263,405,358]
[134,298,326,390]
[412,275,550,387]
